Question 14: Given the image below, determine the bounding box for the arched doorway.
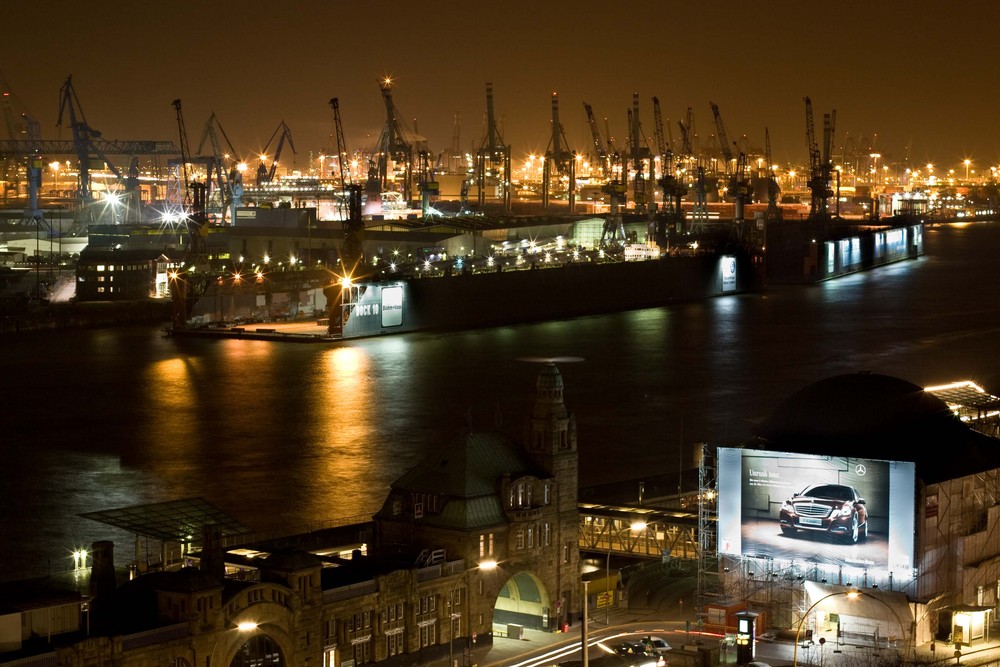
[230,634,285,667]
[494,571,553,631]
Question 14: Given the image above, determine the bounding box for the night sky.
[4,1,998,172]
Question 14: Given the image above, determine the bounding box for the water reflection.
[5,224,1000,579]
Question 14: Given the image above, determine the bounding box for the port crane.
[57,76,139,228]
[709,101,750,226]
[653,97,686,246]
[256,120,295,187]
[652,96,674,180]
[167,98,213,331]
[625,93,652,214]
[542,92,575,210]
[583,102,611,178]
[477,82,511,212]
[676,107,709,233]
[330,97,364,274]
[375,79,413,204]
[804,96,836,219]
[196,112,243,224]
[1,76,176,230]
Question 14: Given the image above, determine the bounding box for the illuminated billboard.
[717,448,915,572]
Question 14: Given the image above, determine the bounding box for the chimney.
[90,540,117,600]
[200,524,226,581]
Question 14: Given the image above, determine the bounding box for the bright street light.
[605,519,647,624]
[450,559,498,667]
[793,586,909,667]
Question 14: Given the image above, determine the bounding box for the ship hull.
[331,252,754,339]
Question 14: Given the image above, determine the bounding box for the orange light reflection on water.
[307,346,379,520]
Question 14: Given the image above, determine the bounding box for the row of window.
[86,263,151,272]
[515,523,552,550]
[508,480,552,509]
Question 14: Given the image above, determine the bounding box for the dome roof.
[754,373,955,441]
[751,372,1000,484]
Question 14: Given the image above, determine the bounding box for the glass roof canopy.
[80,497,251,544]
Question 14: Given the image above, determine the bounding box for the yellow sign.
[596,592,613,608]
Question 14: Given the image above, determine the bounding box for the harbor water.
[2,222,999,580]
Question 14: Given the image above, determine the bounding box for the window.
[419,624,436,648]
[479,534,485,558]
[563,543,570,563]
[387,632,402,656]
[544,523,551,546]
[452,588,463,606]
[527,527,534,548]
[488,533,494,555]
[516,530,525,550]
[544,484,551,504]
[517,484,525,507]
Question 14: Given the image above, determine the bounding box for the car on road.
[642,636,671,655]
[616,641,654,657]
[778,483,869,543]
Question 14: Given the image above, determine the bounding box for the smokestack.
[200,524,226,581]
[90,540,117,600]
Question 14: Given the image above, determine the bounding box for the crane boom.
[709,101,733,168]
[330,98,363,273]
[58,76,122,204]
[652,96,667,161]
[257,120,295,185]
[582,102,609,177]
[805,96,835,218]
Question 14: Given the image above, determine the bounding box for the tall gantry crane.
[626,93,652,213]
[652,96,673,180]
[170,99,209,245]
[804,96,836,219]
[375,79,413,204]
[167,99,213,332]
[583,101,611,178]
[477,82,511,212]
[654,97,686,245]
[196,112,242,224]
[256,120,295,187]
[57,76,124,210]
[678,107,707,232]
[542,92,575,209]
[330,98,364,274]
[710,101,749,223]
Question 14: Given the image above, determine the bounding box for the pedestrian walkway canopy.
[80,497,251,544]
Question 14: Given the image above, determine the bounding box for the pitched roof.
[393,431,546,497]
[381,431,548,530]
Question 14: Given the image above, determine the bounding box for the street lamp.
[605,519,647,624]
[793,586,909,667]
[449,559,497,667]
[209,619,259,667]
[965,159,972,181]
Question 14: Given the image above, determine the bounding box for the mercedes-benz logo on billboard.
[855,464,867,476]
